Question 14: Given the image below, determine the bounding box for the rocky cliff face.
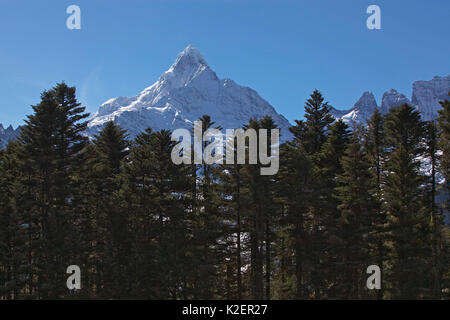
[333,92,378,126]
[0,124,20,149]
[331,75,450,124]
[87,45,293,140]
[411,75,450,121]
[380,89,411,115]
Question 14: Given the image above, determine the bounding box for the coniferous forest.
[0,82,449,300]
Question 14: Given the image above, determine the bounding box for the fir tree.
[437,95,450,197]
[216,136,247,299]
[287,90,336,298]
[424,121,444,299]
[17,82,89,298]
[364,108,387,299]
[277,138,313,299]
[314,119,351,298]
[189,115,224,299]
[290,89,334,156]
[0,142,25,298]
[86,121,130,298]
[384,104,428,299]
[119,128,159,298]
[335,137,377,298]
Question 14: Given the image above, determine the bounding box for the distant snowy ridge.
[87,45,293,141]
[0,124,21,149]
[330,75,450,124]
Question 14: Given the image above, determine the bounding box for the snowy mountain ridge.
[330,75,450,125]
[87,45,293,140]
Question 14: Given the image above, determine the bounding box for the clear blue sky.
[1,0,449,127]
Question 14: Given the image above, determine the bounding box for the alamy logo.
[171,120,280,175]
[366,265,381,290]
[66,265,81,290]
[66,5,81,30]
[366,5,381,30]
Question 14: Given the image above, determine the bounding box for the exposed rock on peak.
[0,124,21,149]
[330,92,378,125]
[331,75,450,124]
[380,89,411,114]
[411,75,450,121]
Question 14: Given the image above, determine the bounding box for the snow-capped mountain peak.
[88,45,292,140]
[167,44,209,74]
[156,44,217,90]
[330,91,378,125]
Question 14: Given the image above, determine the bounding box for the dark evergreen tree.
[286,90,337,298]
[17,82,89,298]
[119,128,158,298]
[424,121,445,299]
[364,108,387,299]
[335,137,377,298]
[384,104,428,299]
[437,96,450,298]
[437,96,450,197]
[216,135,247,299]
[277,138,313,299]
[0,142,26,298]
[290,89,334,156]
[314,119,351,298]
[188,115,224,299]
[82,121,130,298]
[120,128,193,299]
